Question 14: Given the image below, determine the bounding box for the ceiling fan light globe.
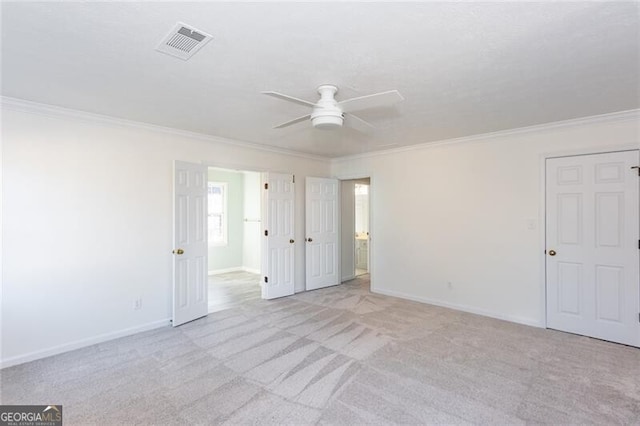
[312,115,343,129]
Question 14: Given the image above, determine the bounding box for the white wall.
[1,101,330,367]
[332,114,639,327]
[242,171,261,274]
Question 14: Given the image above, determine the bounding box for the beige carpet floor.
[2,275,639,424]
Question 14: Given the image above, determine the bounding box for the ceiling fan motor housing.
[311,85,344,129]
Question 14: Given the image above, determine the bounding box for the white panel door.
[173,161,208,326]
[546,150,639,347]
[261,173,295,299]
[306,177,340,291]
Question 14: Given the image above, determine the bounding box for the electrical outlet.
[526,218,537,230]
[134,298,143,310]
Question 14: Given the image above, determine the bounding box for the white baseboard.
[373,287,543,328]
[208,267,243,276]
[209,266,260,276]
[341,275,356,282]
[0,318,171,369]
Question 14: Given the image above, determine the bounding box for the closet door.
[261,172,296,299]
[306,177,340,291]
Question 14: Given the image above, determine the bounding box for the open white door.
[306,177,340,291]
[261,172,295,299]
[546,150,639,347]
[173,161,208,326]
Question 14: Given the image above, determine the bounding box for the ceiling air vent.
[156,22,212,60]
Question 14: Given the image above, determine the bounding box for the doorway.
[545,150,639,347]
[354,182,370,276]
[207,167,262,312]
[340,178,371,283]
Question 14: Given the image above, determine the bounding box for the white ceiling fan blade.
[338,90,404,113]
[262,91,316,108]
[273,114,311,129]
[345,113,375,135]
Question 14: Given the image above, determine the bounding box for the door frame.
[538,144,639,329]
[335,173,375,292]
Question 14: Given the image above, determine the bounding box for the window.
[208,182,227,246]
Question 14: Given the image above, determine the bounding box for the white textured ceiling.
[1,2,638,158]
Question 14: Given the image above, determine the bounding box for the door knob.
[289,239,295,244]
[548,249,556,256]
[172,248,184,255]
[307,238,313,242]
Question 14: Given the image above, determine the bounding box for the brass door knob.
[307,238,313,242]
[173,248,184,255]
[289,239,295,244]
[548,250,556,256]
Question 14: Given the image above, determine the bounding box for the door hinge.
[264,230,269,236]
[293,175,295,183]
[264,276,268,283]
[264,182,269,190]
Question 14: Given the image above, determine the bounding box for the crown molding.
[0,96,330,162]
[3,96,637,164]
[332,108,640,163]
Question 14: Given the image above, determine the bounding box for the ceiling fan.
[262,85,404,134]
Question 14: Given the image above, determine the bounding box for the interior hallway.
[2,275,639,424]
